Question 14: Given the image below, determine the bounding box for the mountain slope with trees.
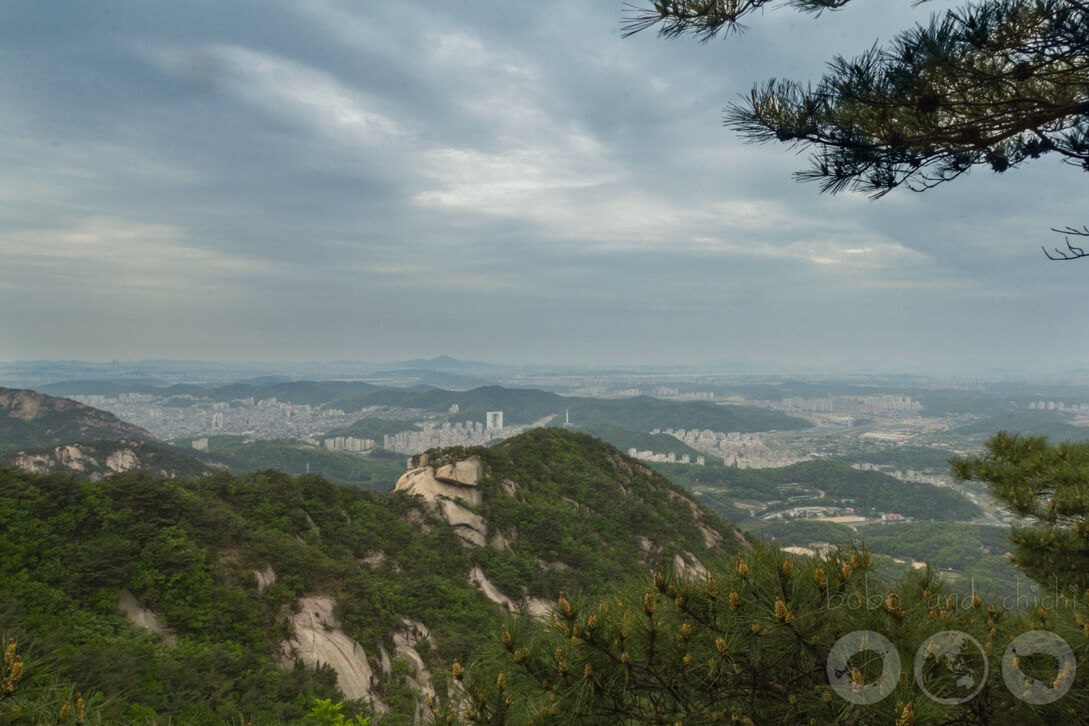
[0,428,744,723]
[0,387,154,451]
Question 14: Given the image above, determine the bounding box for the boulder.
[278,596,383,709]
[394,466,483,508]
[434,456,483,487]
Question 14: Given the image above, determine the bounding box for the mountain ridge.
[0,386,155,451]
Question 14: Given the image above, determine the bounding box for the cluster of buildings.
[766,394,921,417]
[777,397,835,413]
[626,448,706,465]
[323,436,377,452]
[656,428,809,469]
[69,392,396,441]
[851,462,952,488]
[856,395,921,413]
[382,412,520,455]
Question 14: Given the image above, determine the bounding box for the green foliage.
[199,437,405,490]
[753,519,858,547]
[0,465,474,722]
[627,0,1089,202]
[306,698,370,725]
[439,429,744,600]
[449,543,1089,724]
[574,424,711,463]
[837,446,956,472]
[956,411,1089,442]
[954,432,1089,592]
[655,459,981,521]
[756,519,1026,601]
[0,428,748,722]
[322,419,422,442]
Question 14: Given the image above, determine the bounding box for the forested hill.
[1,428,744,724]
[0,387,155,450]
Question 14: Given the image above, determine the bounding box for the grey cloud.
[0,0,1084,369]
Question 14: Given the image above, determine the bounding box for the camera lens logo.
[1001,631,1077,705]
[827,631,900,705]
[914,630,988,705]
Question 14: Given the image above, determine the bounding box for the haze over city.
[2,1,1086,372]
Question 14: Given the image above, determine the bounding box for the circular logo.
[827,630,901,705]
[1002,631,1077,705]
[914,630,988,705]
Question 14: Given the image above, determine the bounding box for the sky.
[2,0,1086,373]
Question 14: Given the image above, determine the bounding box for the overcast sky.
[2,0,1086,373]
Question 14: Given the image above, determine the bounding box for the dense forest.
[0,428,743,724]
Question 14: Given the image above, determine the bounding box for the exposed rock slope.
[3,439,214,480]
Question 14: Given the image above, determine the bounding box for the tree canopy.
[624,0,1089,258]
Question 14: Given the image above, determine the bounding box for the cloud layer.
[1,0,1084,371]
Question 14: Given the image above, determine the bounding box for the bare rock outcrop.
[117,589,177,646]
[673,553,710,582]
[498,478,519,497]
[106,447,139,472]
[395,465,483,508]
[278,596,383,709]
[395,456,488,545]
[468,566,551,618]
[438,499,487,546]
[392,619,436,700]
[434,457,483,487]
[469,566,518,612]
[254,564,277,594]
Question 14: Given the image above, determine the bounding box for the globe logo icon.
[914,630,988,705]
[827,631,901,705]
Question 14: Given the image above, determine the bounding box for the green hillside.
[753,520,1023,600]
[654,458,982,522]
[0,387,154,451]
[321,418,422,441]
[0,428,743,723]
[575,423,710,461]
[836,445,957,471]
[186,436,407,490]
[956,410,1089,441]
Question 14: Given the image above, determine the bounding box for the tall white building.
[485,411,504,429]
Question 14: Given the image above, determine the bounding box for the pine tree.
[438,543,1089,724]
[624,0,1089,258]
[953,432,1089,592]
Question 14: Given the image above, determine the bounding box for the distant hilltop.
[0,386,155,450]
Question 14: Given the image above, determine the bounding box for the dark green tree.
[441,544,1089,724]
[953,432,1089,592]
[624,0,1089,258]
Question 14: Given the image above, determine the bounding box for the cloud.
[152,44,407,144]
[0,0,1083,367]
[0,218,288,294]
